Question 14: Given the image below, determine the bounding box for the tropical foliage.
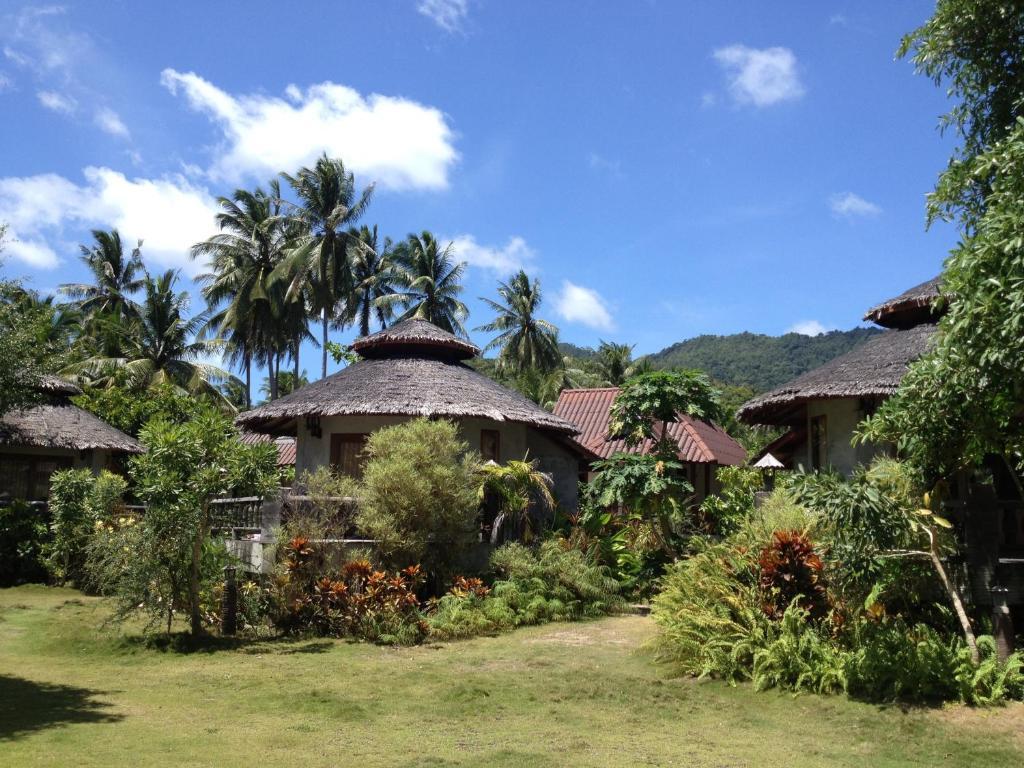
[476,270,560,375]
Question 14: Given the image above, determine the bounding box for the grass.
[0,585,1022,767]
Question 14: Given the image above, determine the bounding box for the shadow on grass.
[0,675,122,741]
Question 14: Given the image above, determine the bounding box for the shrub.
[427,540,624,641]
[752,603,847,695]
[700,466,763,534]
[273,537,427,645]
[0,500,50,586]
[757,530,829,621]
[650,539,768,681]
[285,467,359,540]
[356,419,481,582]
[47,469,127,588]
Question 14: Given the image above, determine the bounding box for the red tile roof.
[553,388,746,466]
[240,432,296,466]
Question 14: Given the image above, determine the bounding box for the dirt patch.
[931,702,1024,750]
[526,615,654,648]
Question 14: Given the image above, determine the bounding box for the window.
[810,415,828,471]
[329,434,369,478]
[480,429,500,463]
[0,454,73,501]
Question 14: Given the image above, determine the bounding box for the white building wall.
[799,398,888,476]
[294,414,580,510]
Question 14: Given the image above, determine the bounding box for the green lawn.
[0,586,1021,767]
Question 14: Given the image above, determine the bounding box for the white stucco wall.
[797,398,889,476]
[294,415,581,510]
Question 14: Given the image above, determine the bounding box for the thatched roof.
[35,375,82,396]
[237,320,578,437]
[0,402,143,453]
[863,275,944,329]
[351,318,479,360]
[553,388,746,465]
[738,323,937,426]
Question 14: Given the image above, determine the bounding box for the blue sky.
[0,1,958,379]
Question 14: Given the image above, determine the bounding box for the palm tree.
[478,458,556,544]
[346,225,395,337]
[595,340,635,386]
[69,270,236,403]
[192,182,300,405]
[60,229,145,354]
[476,270,560,375]
[382,231,469,336]
[280,154,374,379]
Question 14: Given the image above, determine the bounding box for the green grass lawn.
[1,585,1022,767]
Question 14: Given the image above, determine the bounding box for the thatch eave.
[0,403,143,453]
[738,323,937,426]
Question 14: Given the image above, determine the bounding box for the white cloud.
[3,238,59,269]
[449,234,535,275]
[787,320,834,336]
[0,167,220,272]
[94,106,129,138]
[555,281,614,331]
[0,72,12,92]
[37,89,76,114]
[829,191,881,218]
[829,14,848,27]
[160,69,459,190]
[712,45,804,107]
[417,0,469,32]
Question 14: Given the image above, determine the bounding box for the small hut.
[236,319,593,510]
[553,387,746,504]
[738,276,942,474]
[0,376,143,502]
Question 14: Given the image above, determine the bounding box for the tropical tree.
[346,224,394,337]
[476,270,561,375]
[60,229,144,353]
[193,182,301,405]
[280,155,374,379]
[260,369,309,400]
[382,231,469,336]
[478,458,556,544]
[70,270,236,403]
[595,340,635,386]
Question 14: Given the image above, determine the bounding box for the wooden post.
[991,585,1014,663]
[221,565,238,636]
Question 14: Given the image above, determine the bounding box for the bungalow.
[737,276,942,475]
[553,387,746,504]
[739,275,1024,652]
[236,319,594,511]
[0,376,142,502]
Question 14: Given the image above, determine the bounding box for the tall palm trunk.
[294,334,300,381]
[321,309,328,379]
[244,354,252,409]
[269,356,279,401]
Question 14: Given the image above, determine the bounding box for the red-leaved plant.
[757,530,830,621]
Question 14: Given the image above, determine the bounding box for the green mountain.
[646,328,882,392]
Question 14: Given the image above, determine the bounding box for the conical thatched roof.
[738,323,937,425]
[0,403,143,453]
[237,320,578,436]
[863,275,944,329]
[352,318,479,360]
